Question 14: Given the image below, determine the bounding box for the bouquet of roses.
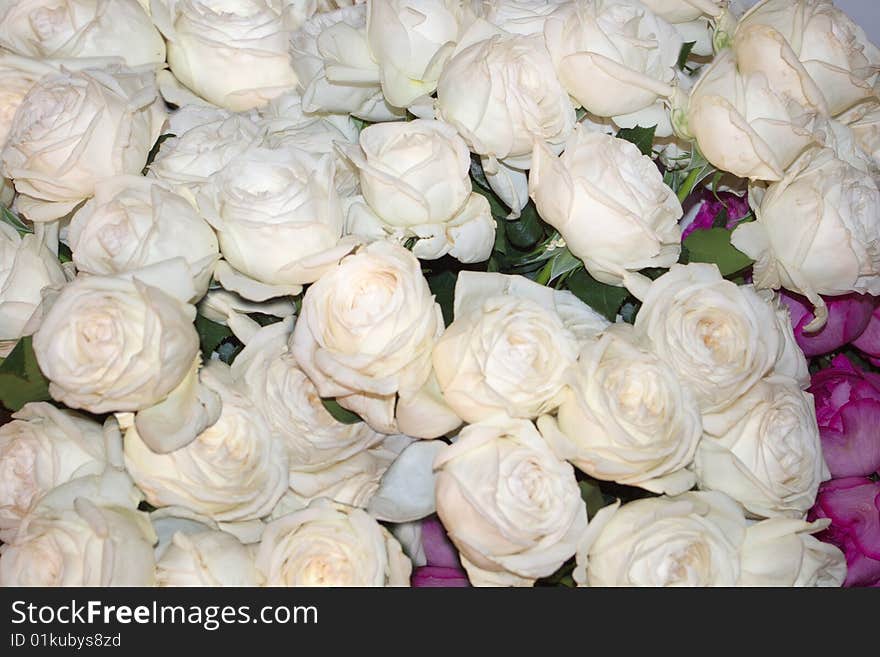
[0,0,878,588]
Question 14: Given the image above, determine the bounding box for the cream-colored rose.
[732,146,880,331]
[68,176,219,298]
[432,274,584,424]
[0,223,67,354]
[0,53,58,148]
[0,403,120,539]
[0,0,165,66]
[697,376,828,519]
[538,323,701,495]
[633,263,805,414]
[436,30,575,167]
[290,240,445,434]
[543,0,681,119]
[1,65,166,222]
[367,0,473,108]
[684,48,822,181]
[738,516,846,586]
[157,528,258,586]
[341,119,494,263]
[150,0,298,111]
[736,0,880,116]
[256,498,411,586]
[0,471,156,586]
[291,3,403,122]
[32,263,199,414]
[574,492,745,586]
[639,0,724,23]
[258,91,359,195]
[435,417,587,586]
[124,361,289,523]
[199,144,353,301]
[577,492,846,586]
[228,318,386,481]
[481,0,568,34]
[146,104,262,203]
[530,127,682,290]
[839,100,880,168]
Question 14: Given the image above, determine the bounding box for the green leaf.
[1,205,32,235]
[505,202,545,250]
[682,227,754,276]
[579,480,608,520]
[565,269,629,321]
[0,337,51,412]
[194,314,233,361]
[426,269,457,327]
[141,133,175,175]
[321,398,364,424]
[677,41,696,70]
[615,125,656,156]
[548,247,583,282]
[58,242,73,264]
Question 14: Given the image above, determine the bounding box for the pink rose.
[810,355,880,478]
[780,291,877,358]
[681,190,751,240]
[809,477,880,588]
[411,516,470,588]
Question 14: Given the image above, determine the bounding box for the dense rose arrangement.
[0,0,878,588]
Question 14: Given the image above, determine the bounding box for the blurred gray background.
[739,1,880,44]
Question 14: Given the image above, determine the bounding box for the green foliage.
[616,125,657,156]
[426,268,458,327]
[677,41,696,70]
[194,314,233,361]
[681,227,753,276]
[505,202,545,251]
[321,398,364,424]
[1,205,31,236]
[579,479,609,520]
[142,133,175,175]
[565,269,630,321]
[0,337,51,412]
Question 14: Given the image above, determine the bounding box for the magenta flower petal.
[420,516,462,569]
[412,566,470,588]
[780,291,877,357]
[819,399,880,478]
[853,304,880,358]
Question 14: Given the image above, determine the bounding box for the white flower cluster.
[1,0,876,588]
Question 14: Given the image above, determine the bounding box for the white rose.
[0,403,120,538]
[258,91,360,195]
[530,127,683,290]
[739,517,846,586]
[124,361,289,522]
[146,105,262,204]
[256,498,412,586]
[436,31,575,167]
[638,0,724,23]
[32,263,199,415]
[68,176,219,298]
[633,263,805,414]
[286,436,413,512]
[0,223,67,353]
[574,492,745,586]
[367,0,473,108]
[0,53,58,148]
[839,101,880,168]
[543,0,681,119]
[150,0,298,111]
[732,146,880,331]
[228,318,386,480]
[341,119,494,263]
[697,376,828,519]
[481,0,569,35]
[290,241,445,434]
[736,0,880,116]
[433,273,586,424]
[157,528,258,586]
[434,417,587,586]
[0,471,156,586]
[538,323,701,495]
[1,65,166,222]
[291,4,403,122]
[684,48,822,181]
[0,0,165,66]
[199,144,353,302]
